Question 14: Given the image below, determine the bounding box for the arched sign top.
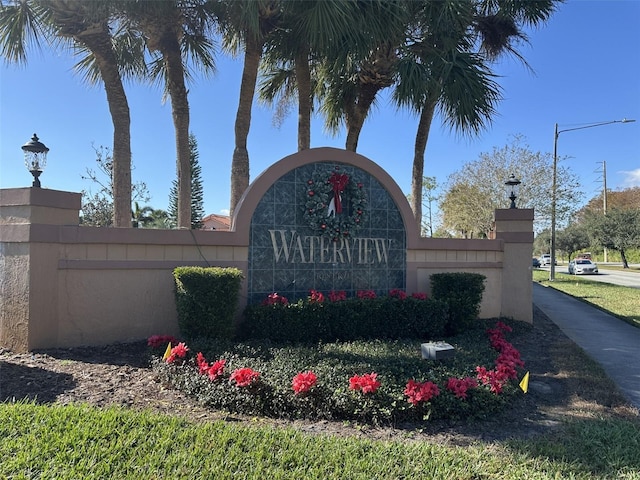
[232,147,419,242]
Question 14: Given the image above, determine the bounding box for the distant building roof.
[201,213,231,231]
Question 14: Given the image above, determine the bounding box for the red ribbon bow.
[328,172,349,214]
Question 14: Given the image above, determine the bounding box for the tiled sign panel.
[247,161,406,305]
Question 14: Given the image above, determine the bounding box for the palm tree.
[0,0,136,227]
[146,208,172,229]
[131,201,153,228]
[396,0,557,230]
[315,1,408,152]
[258,0,388,151]
[122,0,216,229]
[214,0,281,217]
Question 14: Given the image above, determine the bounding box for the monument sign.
[247,161,406,304]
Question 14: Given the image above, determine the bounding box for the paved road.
[540,265,640,288]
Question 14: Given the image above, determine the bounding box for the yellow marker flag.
[519,371,530,393]
[163,342,172,361]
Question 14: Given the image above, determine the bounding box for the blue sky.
[1,0,639,218]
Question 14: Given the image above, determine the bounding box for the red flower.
[411,292,428,300]
[309,289,325,303]
[446,377,478,399]
[477,321,525,394]
[308,190,315,196]
[230,367,260,387]
[262,293,289,306]
[349,373,381,394]
[292,371,318,395]
[389,289,407,300]
[356,290,377,299]
[328,290,347,302]
[196,352,209,374]
[404,379,440,405]
[166,342,189,364]
[207,359,226,381]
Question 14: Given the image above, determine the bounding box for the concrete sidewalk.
[533,282,640,411]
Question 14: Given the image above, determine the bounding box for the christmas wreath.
[303,166,367,241]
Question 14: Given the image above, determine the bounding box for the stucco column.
[493,209,534,322]
[0,188,81,352]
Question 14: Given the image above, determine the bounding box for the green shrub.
[173,266,243,340]
[240,295,448,343]
[152,319,523,425]
[430,273,486,335]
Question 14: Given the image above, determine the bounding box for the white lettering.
[268,230,393,265]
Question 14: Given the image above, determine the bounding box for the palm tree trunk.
[162,38,191,229]
[76,28,132,228]
[344,84,380,152]
[345,114,363,152]
[410,98,437,232]
[230,34,262,217]
[295,47,311,151]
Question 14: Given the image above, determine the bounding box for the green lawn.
[2,402,639,479]
[533,270,640,328]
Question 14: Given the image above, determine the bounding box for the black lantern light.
[22,133,49,188]
[504,174,521,209]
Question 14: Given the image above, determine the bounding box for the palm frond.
[0,0,54,64]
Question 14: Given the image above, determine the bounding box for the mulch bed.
[1,307,636,445]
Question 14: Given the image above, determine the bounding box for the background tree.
[80,146,149,227]
[555,224,590,262]
[439,182,494,238]
[420,176,439,237]
[575,186,640,222]
[439,135,581,237]
[131,201,153,228]
[533,229,551,256]
[169,134,205,230]
[584,208,640,268]
[146,209,172,229]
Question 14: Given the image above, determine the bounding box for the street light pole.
[602,160,608,263]
[549,118,635,281]
[550,123,558,280]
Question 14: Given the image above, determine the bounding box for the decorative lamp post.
[21,133,49,188]
[550,118,635,281]
[504,174,521,209]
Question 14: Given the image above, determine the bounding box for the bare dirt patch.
[1,307,637,445]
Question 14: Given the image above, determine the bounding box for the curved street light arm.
[549,118,635,281]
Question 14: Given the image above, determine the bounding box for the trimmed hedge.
[173,266,243,340]
[430,273,486,335]
[241,295,448,343]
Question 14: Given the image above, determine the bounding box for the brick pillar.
[493,209,534,322]
[0,188,81,352]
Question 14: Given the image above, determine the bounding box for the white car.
[539,254,556,266]
[568,259,599,275]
